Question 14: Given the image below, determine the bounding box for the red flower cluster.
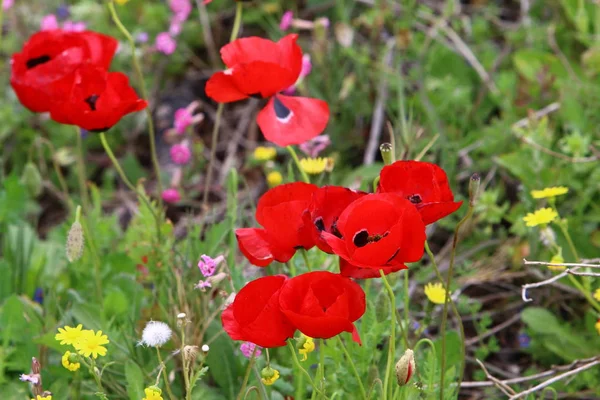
[205,34,329,147]
[222,160,461,347]
[11,29,147,131]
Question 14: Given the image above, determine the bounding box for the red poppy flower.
[205,34,329,146]
[303,186,366,253]
[222,275,295,348]
[322,193,426,270]
[236,182,317,267]
[49,64,147,131]
[10,30,117,113]
[278,271,366,344]
[377,161,462,225]
[339,259,407,279]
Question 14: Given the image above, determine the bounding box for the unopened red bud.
[395,349,415,386]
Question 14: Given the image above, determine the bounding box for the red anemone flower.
[49,64,147,131]
[377,161,462,225]
[222,275,295,348]
[303,186,366,253]
[205,34,329,147]
[236,182,317,267]
[322,193,426,271]
[278,271,366,344]
[10,30,117,113]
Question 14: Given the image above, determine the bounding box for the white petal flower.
[139,321,172,347]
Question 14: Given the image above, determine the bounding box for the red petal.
[351,324,362,345]
[339,258,407,279]
[230,61,298,98]
[205,71,249,103]
[235,228,295,267]
[256,95,330,147]
[417,201,463,225]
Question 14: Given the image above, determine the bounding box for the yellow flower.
[142,387,163,400]
[115,0,130,5]
[298,334,315,361]
[267,171,283,187]
[594,289,600,302]
[61,351,81,372]
[31,396,51,400]
[424,282,448,305]
[74,330,109,359]
[261,367,280,386]
[300,157,327,175]
[55,324,85,346]
[548,254,566,271]
[254,146,277,161]
[596,319,600,336]
[523,208,558,227]
[531,186,568,199]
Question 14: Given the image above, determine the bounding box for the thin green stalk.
[319,339,326,398]
[287,341,328,399]
[302,249,313,272]
[413,338,437,394]
[380,270,396,400]
[402,269,410,342]
[236,348,257,400]
[439,206,474,399]
[286,146,310,183]
[99,132,162,243]
[74,127,90,213]
[556,221,580,262]
[200,2,244,229]
[107,1,163,206]
[180,324,191,400]
[424,240,465,387]
[79,214,103,302]
[156,348,176,400]
[336,336,367,400]
[89,358,105,392]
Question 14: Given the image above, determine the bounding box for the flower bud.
[147,386,162,395]
[201,344,209,353]
[380,143,395,165]
[22,162,43,197]
[469,173,481,207]
[177,312,186,319]
[260,366,280,386]
[66,221,84,262]
[395,349,415,386]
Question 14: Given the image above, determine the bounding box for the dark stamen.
[314,217,325,232]
[353,230,388,248]
[331,219,342,238]
[84,94,100,111]
[408,194,422,204]
[26,55,51,69]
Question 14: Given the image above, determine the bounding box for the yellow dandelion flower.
[424,282,448,305]
[300,157,327,175]
[548,254,566,271]
[61,350,81,372]
[261,367,280,386]
[531,186,568,199]
[74,330,109,359]
[55,324,85,346]
[594,289,600,302]
[298,334,315,361]
[142,387,163,400]
[254,146,277,162]
[31,396,52,400]
[596,319,600,336]
[523,208,558,227]
[267,171,283,187]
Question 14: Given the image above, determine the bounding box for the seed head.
[66,221,84,262]
[139,321,172,348]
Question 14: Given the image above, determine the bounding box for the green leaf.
[103,289,129,319]
[125,360,145,400]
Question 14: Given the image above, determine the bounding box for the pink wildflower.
[195,280,212,291]
[3,0,14,11]
[169,0,192,21]
[198,254,224,277]
[280,11,293,31]
[282,54,313,95]
[174,108,193,134]
[170,144,191,165]
[40,15,59,31]
[155,32,177,55]
[162,188,181,203]
[63,21,86,32]
[299,134,331,158]
[240,342,262,358]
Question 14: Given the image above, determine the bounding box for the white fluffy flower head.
[139,321,172,347]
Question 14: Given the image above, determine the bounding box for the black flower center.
[314,217,325,231]
[408,194,422,204]
[84,94,100,111]
[26,55,51,70]
[353,229,388,248]
[273,97,292,122]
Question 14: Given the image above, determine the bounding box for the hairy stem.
[156,348,176,400]
[336,336,367,399]
[286,146,310,183]
[380,270,396,400]
[74,128,90,212]
[236,348,257,400]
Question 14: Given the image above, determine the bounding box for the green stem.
[439,205,474,399]
[413,338,437,394]
[302,249,313,272]
[287,341,328,399]
[74,127,90,213]
[380,270,396,400]
[180,324,191,400]
[79,214,103,302]
[89,358,105,392]
[402,269,410,344]
[319,339,326,398]
[286,146,310,183]
[107,1,163,206]
[336,336,367,400]
[557,221,580,262]
[424,240,465,387]
[236,348,257,400]
[230,2,244,42]
[99,132,162,243]
[156,348,176,400]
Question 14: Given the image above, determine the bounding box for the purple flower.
[155,32,177,55]
[33,288,43,305]
[169,0,192,20]
[3,0,14,11]
[169,20,183,36]
[282,54,312,95]
[198,254,224,277]
[19,374,40,385]
[162,188,181,204]
[280,11,293,31]
[56,5,70,20]
[518,333,530,348]
[63,21,86,32]
[170,144,191,165]
[136,32,149,44]
[174,108,193,134]
[195,280,212,291]
[240,342,262,358]
[40,14,59,31]
[299,134,331,158]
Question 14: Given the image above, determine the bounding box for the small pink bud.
[395,349,415,386]
[162,188,181,204]
[197,254,224,277]
[155,32,177,55]
[170,144,191,165]
[40,15,59,31]
[280,11,294,31]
